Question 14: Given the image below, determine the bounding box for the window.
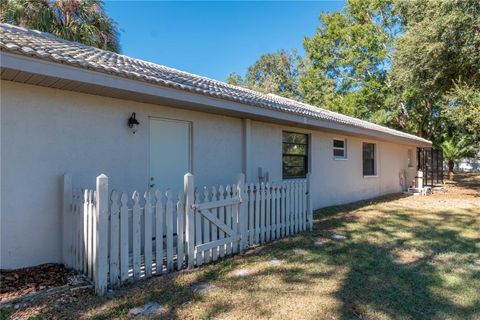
[363,143,376,176]
[333,139,347,159]
[282,132,308,179]
[407,149,414,167]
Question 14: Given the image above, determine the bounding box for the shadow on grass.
[309,192,480,319]
[35,180,479,319]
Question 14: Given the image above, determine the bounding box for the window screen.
[282,132,308,179]
[333,139,346,158]
[408,149,414,167]
[363,143,376,176]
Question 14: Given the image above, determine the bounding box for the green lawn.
[7,174,480,320]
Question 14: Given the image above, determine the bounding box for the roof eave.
[0,51,432,147]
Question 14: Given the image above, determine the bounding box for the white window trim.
[333,138,348,160]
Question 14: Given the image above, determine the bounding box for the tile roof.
[0,23,430,144]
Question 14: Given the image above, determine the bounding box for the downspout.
[242,118,252,182]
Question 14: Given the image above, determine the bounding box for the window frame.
[282,131,309,179]
[362,142,377,177]
[333,138,347,160]
[407,149,414,167]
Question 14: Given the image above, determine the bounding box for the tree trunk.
[447,160,455,180]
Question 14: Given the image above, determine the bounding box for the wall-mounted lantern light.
[128,112,140,134]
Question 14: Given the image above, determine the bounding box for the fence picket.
[231,184,239,254]
[297,183,302,232]
[290,183,294,234]
[177,192,185,269]
[275,184,281,239]
[254,183,260,245]
[259,183,266,244]
[109,191,120,287]
[210,187,218,261]
[120,193,129,282]
[132,191,141,279]
[87,190,94,280]
[218,186,225,258]
[301,182,306,231]
[194,189,202,266]
[289,181,295,235]
[80,192,85,271]
[247,184,254,246]
[93,191,97,282]
[265,183,271,242]
[300,182,305,232]
[155,190,164,275]
[83,190,89,273]
[77,191,83,271]
[225,185,232,255]
[166,190,174,272]
[95,175,108,296]
[294,182,299,233]
[73,191,79,271]
[144,192,153,277]
[285,182,290,236]
[295,182,300,234]
[202,187,211,264]
[71,191,78,271]
[271,185,276,240]
[184,174,195,269]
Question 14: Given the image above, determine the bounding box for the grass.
[9,174,480,320]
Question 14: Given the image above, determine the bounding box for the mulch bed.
[0,263,75,301]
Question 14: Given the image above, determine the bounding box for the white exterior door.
[149,118,191,194]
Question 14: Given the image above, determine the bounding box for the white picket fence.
[62,172,312,295]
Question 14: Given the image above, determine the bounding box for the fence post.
[62,173,73,268]
[237,173,247,253]
[184,173,195,269]
[306,173,313,231]
[95,174,109,296]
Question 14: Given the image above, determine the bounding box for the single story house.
[0,24,431,269]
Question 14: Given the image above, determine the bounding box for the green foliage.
[0,0,120,52]
[301,0,399,120]
[226,49,304,100]
[440,137,475,163]
[389,0,480,141]
[226,72,244,86]
[227,0,479,150]
[441,82,480,148]
[0,309,14,320]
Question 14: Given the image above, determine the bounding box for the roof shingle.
[0,23,430,144]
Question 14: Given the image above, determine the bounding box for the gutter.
[0,51,432,147]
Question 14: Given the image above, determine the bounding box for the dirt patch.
[391,248,426,264]
[0,264,75,302]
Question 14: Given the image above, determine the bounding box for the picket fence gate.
[62,172,313,296]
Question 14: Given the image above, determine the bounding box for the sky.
[105,1,345,81]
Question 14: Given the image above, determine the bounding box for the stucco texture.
[1,80,418,268]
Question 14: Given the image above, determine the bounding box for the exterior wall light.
[128,112,140,134]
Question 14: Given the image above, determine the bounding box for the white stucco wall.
[1,80,419,268]
[250,121,418,208]
[1,81,243,268]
